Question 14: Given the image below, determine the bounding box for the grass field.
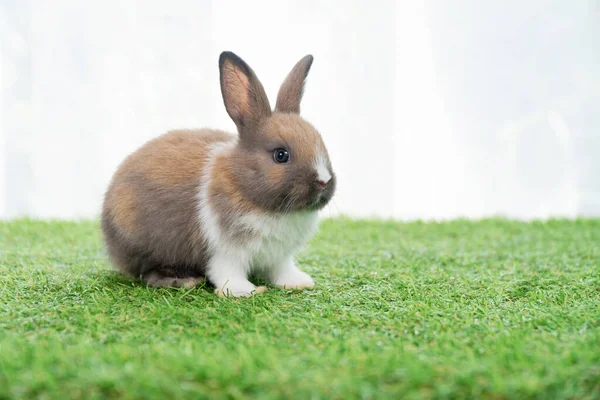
[0,218,599,399]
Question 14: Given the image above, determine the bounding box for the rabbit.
[101,51,336,297]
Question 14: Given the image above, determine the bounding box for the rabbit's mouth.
[269,173,336,213]
[303,187,334,211]
[309,196,324,208]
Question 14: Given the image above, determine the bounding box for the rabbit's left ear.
[219,51,272,134]
[275,55,314,114]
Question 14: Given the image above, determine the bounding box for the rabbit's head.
[218,51,336,213]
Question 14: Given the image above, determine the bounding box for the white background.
[1,0,598,220]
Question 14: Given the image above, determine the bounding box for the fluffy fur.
[101,51,336,297]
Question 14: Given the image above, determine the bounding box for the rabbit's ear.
[219,51,271,133]
[275,55,314,114]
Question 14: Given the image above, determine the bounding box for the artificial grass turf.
[0,218,599,399]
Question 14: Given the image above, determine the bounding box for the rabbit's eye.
[273,148,290,164]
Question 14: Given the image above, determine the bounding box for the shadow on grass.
[90,271,272,297]
[87,270,216,295]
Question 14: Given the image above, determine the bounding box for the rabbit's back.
[101,129,234,278]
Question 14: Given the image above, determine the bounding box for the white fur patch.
[197,139,237,252]
[240,211,319,271]
[315,152,332,183]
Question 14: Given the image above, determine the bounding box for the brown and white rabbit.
[101,51,336,297]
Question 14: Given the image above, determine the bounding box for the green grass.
[1,218,599,399]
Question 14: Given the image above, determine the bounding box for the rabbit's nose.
[315,159,332,188]
[316,175,332,189]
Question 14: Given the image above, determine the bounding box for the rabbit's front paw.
[214,281,267,298]
[273,264,315,290]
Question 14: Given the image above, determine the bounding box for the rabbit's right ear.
[219,51,271,134]
[275,55,313,114]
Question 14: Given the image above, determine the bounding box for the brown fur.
[275,55,313,113]
[217,55,333,214]
[226,113,335,213]
[208,149,264,244]
[104,182,137,236]
[220,52,271,133]
[102,129,234,285]
[117,129,229,186]
[261,113,326,162]
[101,51,335,289]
